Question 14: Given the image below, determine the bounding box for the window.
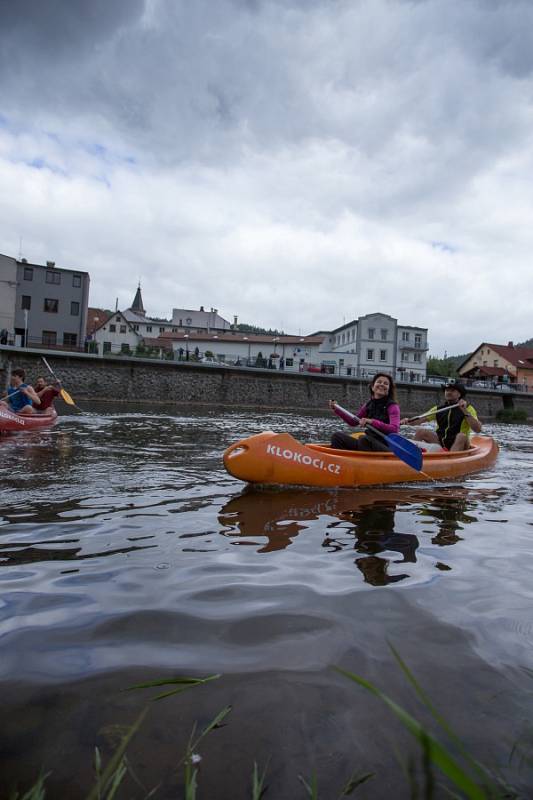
[44,298,58,313]
[380,349,387,361]
[72,274,82,288]
[494,360,499,367]
[133,324,139,331]
[367,349,374,360]
[63,333,77,347]
[121,343,130,353]
[402,331,410,341]
[368,328,375,340]
[285,358,294,367]
[71,301,80,316]
[402,352,409,362]
[42,330,57,346]
[21,295,31,310]
[414,352,422,362]
[381,329,388,340]
[103,341,112,353]
[23,266,33,281]
[120,325,127,333]
[186,317,192,325]
[46,271,61,285]
[146,325,152,332]
[159,327,165,333]
[415,333,422,347]
[109,324,116,332]
[178,319,182,326]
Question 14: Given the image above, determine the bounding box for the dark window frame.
[44,298,59,313]
[42,330,57,346]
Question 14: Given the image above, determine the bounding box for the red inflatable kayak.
[0,406,58,433]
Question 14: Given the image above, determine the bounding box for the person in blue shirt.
[1,368,41,415]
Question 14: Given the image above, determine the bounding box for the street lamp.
[184,334,189,361]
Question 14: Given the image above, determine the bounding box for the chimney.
[508,341,514,347]
[46,260,55,268]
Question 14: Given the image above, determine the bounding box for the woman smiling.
[329,373,400,452]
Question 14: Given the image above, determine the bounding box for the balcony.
[399,342,428,351]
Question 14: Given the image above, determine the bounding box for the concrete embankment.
[1,346,532,418]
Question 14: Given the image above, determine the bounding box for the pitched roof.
[86,307,112,335]
[131,284,145,315]
[459,342,533,370]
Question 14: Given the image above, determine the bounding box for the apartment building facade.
[12,257,90,349]
[321,312,429,381]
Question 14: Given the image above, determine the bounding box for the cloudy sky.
[1,0,532,355]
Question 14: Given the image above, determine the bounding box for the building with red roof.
[458,342,533,389]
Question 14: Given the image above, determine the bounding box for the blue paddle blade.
[384,433,423,472]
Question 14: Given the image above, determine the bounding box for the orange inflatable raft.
[223,432,499,488]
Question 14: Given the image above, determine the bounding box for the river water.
[1,406,533,798]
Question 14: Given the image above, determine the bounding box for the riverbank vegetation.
[9,653,533,799]
[496,408,528,423]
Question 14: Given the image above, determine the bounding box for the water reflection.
[219,486,484,585]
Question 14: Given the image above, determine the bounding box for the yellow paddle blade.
[60,388,76,406]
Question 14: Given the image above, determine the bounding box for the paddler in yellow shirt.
[401,381,482,451]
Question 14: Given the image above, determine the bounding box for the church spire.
[131,282,146,316]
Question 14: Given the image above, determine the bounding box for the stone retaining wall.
[2,346,532,419]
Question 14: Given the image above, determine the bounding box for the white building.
[171,306,231,331]
[159,330,328,371]
[91,310,142,355]
[320,312,428,382]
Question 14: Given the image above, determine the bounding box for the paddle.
[330,401,423,472]
[41,357,79,408]
[402,403,462,424]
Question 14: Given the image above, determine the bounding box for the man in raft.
[402,381,481,451]
[0,368,41,415]
[33,376,62,413]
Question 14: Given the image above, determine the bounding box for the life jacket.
[435,403,465,449]
[361,397,395,440]
[8,384,32,413]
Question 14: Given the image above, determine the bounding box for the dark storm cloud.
[3,0,533,169]
[0,0,145,55]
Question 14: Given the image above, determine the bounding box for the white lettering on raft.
[266,444,341,474]
[0,410,25,425]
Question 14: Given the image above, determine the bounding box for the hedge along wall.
[1,345,531,419]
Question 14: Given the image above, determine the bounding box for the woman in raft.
[329,373,400,451]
